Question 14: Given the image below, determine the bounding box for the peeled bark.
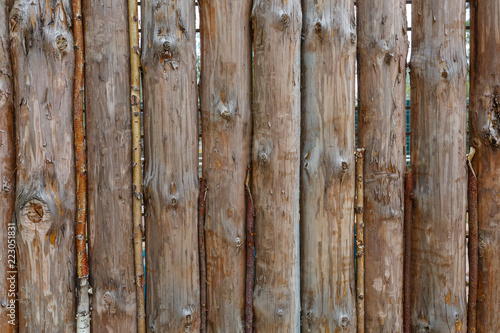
[300,0,356,331]
[251,1,301,331]
[469,1,500,331]
[0,1,16,331]
[357,0,408,330]
[84,0,137,329]
[142,0,200,331]
[355,149,366,333]
[199,0,253,331]
[410,1,467,331]
[9,0,76,330]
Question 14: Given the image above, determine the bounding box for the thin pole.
[403,165,414,333]
[72,0,90,330]
[198,178,207,333]
[127,0,146,329]
[467,148,478,333]
[355,148,365,333]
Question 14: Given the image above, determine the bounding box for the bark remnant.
[355,148,365,333]
[404,166,414,333]
[467,149,478,333]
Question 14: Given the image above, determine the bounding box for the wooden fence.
[0,0,499,332]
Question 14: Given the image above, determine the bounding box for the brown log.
[300,0,356,331]
[142,0,200,330]
[199,178,207,333]
[199,0,253,331]
[84,0,137,329]
[0,0,16,331]
[357,0,408,330]
[244,168,255,333]
[9,0,76,330]
[410,0,467,331]
[466,149,478,333]
[355,148,366,333]
[403,166,413,333]
[469,1,500,331]
[251,1,301,331]
[72,0,90,329]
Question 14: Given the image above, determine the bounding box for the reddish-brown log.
[199,178,207,333]
[404,166,414,333]
[245,168,255,333]
[467,149,478,333]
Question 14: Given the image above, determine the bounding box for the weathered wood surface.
[469,1,500,331]
[84,0,137,329]
[300,0,356,331]
[142,0,200,331]
[357,0,408,330]
[251,1,301,331]
[410,0,467,331]
[199,0,252,331]
[9,0,76,330]
[0,0,16,331]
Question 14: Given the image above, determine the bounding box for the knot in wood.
[26,201,44,223]
[56,34,68,52]
[280,14,290,28]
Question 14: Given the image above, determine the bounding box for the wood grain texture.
[0,0,16,331]
[300,0,356,331]
[469,1,500,331]
[84,0,137,329]
[410,0,467,331]
[142,0,200,331]
[357,0,408,330]
[9,0,76,330]
[199,0,253,331]
[251,1,301,331]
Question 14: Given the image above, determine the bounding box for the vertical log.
[244,168,255,333]
[9,0,76,330]
[355,148,366,333]
[0,0,16,331]
[469,1,500,331]
[403,166,414,333]
[410,0,467,331]
[72,0,89,329]
[300,0,356,331]
[84,0,137,329]
[199,0,253,331]
[357,0,408,331]
[142,0,200,331]
[466,149,478,333]
[199,178,207,333]
[251,1,301,331]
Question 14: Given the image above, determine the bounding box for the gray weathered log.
[410,0,467,331]
[84,0,137,329]
[469,0,500,331]
[142,0,200,331]
[9,0,76,330]
[199,0,253,331]
[251,1,301,331]
[357,0,408,330]
[300,0,356,331]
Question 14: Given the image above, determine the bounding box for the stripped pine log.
[199,0,253,330]
[251,0,301,331]
[357,0,408,330]
[9,0,76,330]
[0,0,16,330]
[244,168,255,333]
[403,166,414,333]
[467,149,478,333]
[410,0,467,331]
[300,0,356,331]
[142,0,200,330]
[199,179,208,333]
[83,0,137,329]
[469,1,500,331]
[127,0,145,330]
[72,0,90,329]
[355,148,365,333]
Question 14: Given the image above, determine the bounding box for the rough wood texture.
[199,178,207,333]
[84,0,137,329]
[142,0,200,331]
[355,149,366,333]
[0,0,16,330]
[410,0,467,331]
[466,149,478,333]
[199,0,252,331]
[357,0,408,330]
[403,166,413,333]
[469,1,500,331]
[9,0,76,330]
[251,1,301,331]
[244,169,255,333]
[300,0,356,331]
